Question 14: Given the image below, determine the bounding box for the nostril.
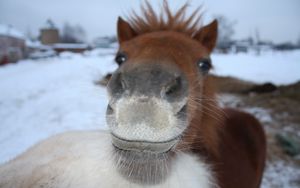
[165,76,182,96]
[176,104,187,119]
[107,104,114,115]
[108,72,127,95]
[120,77,127,90]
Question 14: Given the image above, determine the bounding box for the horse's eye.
[115,52,127,65]
[198,58,211,74]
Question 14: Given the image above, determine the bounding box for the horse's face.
[106,18,218,155]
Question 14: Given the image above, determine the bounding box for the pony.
[0,1,266,188]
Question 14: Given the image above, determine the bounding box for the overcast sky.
[1,0,299,43]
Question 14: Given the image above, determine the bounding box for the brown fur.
[117,1,266,188]
[128,0,202,37]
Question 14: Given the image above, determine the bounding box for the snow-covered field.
[0,50,117,162]
[0,49,299,186]
[212,50,300,85]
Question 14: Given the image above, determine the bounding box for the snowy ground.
[0,49,299,187]
[212,50,300,85]
[0,50,117,162]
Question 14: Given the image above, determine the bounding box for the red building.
[0,24,26,65]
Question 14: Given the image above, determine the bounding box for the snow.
[212,50,300,85]
[0,24,25,39]
[25,40,42,48]
[245,106,300,188]
[0,52,117,163]
[29,49,56,59]
[0,49,300,186]
[262,160,300,188]
[52,43,89,49]
[243,107,273,124]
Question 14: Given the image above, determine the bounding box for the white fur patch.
[0,131,215,188]
[110,96,185,142]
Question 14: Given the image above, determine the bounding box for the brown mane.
[127,0,203,37]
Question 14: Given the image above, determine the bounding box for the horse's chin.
[110,133,178,185]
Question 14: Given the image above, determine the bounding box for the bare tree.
[46,19,56,29]
[214,15,236,48]
[61,22,86,43]
[254,28,261,44]
[25,28,35,41]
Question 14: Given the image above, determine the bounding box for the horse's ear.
[193,19,218,53]
[117,17,137,43]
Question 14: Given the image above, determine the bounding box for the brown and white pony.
[0,2,266,188]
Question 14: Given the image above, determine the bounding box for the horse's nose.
[162,76,183,99]
[107,65,187,101]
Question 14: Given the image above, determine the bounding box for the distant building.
[40,28,59,45]
[215,41,233,54]
[26,40,57,60]
[37,20,90,54]
[93,36,117,48]
[232,39,254,53]
[0,24,26,64]
[274,43,297,51]
[51,43,90,54]
[40,20,59,45]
